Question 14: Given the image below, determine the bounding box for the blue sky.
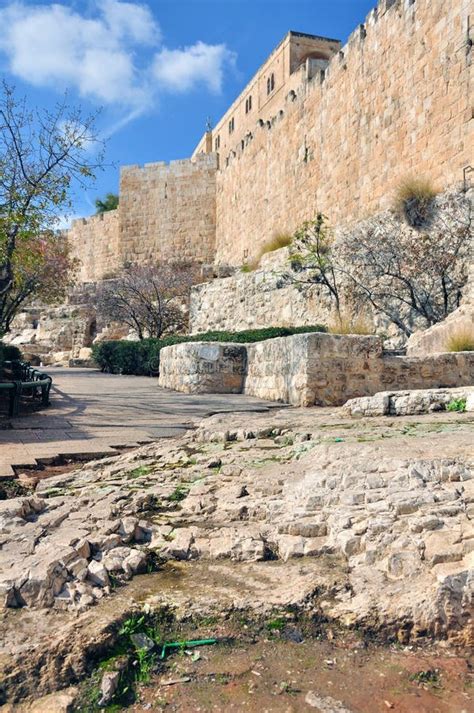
[0,0,375,220]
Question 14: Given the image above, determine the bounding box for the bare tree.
[339,192,472,336]
[0,82,103,335]
[282,191,473,337]
[97,263,200,340]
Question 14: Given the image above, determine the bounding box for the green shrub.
[446,398,466,413]
[92,325,327,376]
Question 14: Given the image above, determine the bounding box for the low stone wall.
[246,334,474,406]
[158,333,474,406]
[343,387,474,417]
[158,342,247,394]
[244,333,384,406]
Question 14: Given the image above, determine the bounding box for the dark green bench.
[0,361,52,417]
[0,381,20,417]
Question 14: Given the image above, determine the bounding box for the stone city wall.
[68,153,217,282]
[158,333,474,406]
[119,153,217,266]
[214,0,473,265]
[68,0,472,284]
[68,210,121,284]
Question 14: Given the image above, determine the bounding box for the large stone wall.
[119,154,217,266]
[68,154,217,282]
[214,0,473,265]
[68,210,121,283]
[158,333,474,407]
[67,0,472,291]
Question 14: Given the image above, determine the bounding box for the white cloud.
[0,1,157,107]
[0,1,236,130]
[102,0,160,45]
[153,41,236,94]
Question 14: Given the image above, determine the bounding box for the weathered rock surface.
[344,386,474,417]
[0,406,473,703]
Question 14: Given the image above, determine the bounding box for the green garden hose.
[159,638,217,659]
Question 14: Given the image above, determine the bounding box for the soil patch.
[78,622,473,713]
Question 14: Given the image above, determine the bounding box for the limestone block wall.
[189,266,333,334]
[119,153,217,266]
[245,334,474,406]
[158,333,474,406]
[68,154,217,282]
[245,334,385,405]
[68,210,121,283]
[214,0,473,265]
[159,342,247,394]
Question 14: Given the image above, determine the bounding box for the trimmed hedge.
[92,325,327,376]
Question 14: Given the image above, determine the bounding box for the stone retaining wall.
[158,333,474,406]
[158,342,247,394]
[190,266,333,334]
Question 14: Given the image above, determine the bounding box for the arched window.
[228,117,235,134]
[215,135,220,150]
[245,96,252,113]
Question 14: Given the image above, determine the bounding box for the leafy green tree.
[95,192,119,213]
[0,81,103,336]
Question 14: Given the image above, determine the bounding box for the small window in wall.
[215,135,220,150]
[228,117,235,134]
[267,73,275,95]
[245,95,252,113]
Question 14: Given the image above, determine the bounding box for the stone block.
[159,342,247,394]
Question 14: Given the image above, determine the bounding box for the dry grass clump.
[241,232,293,273]
[260,232,293,257]
[329,315,373,335]
[446,327,474,352]
[394,177,438,227]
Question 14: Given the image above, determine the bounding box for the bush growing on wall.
[92,325,327,375]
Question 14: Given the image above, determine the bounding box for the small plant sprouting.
[266,616,286,632]
[409,669,441,688]
[134,648,156,683]
[128,465,153,479]
[168,485,188,502]
[446,398,467,413]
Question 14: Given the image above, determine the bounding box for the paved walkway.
[0,368,278,478]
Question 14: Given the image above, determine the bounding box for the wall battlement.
[68,0,472,282]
